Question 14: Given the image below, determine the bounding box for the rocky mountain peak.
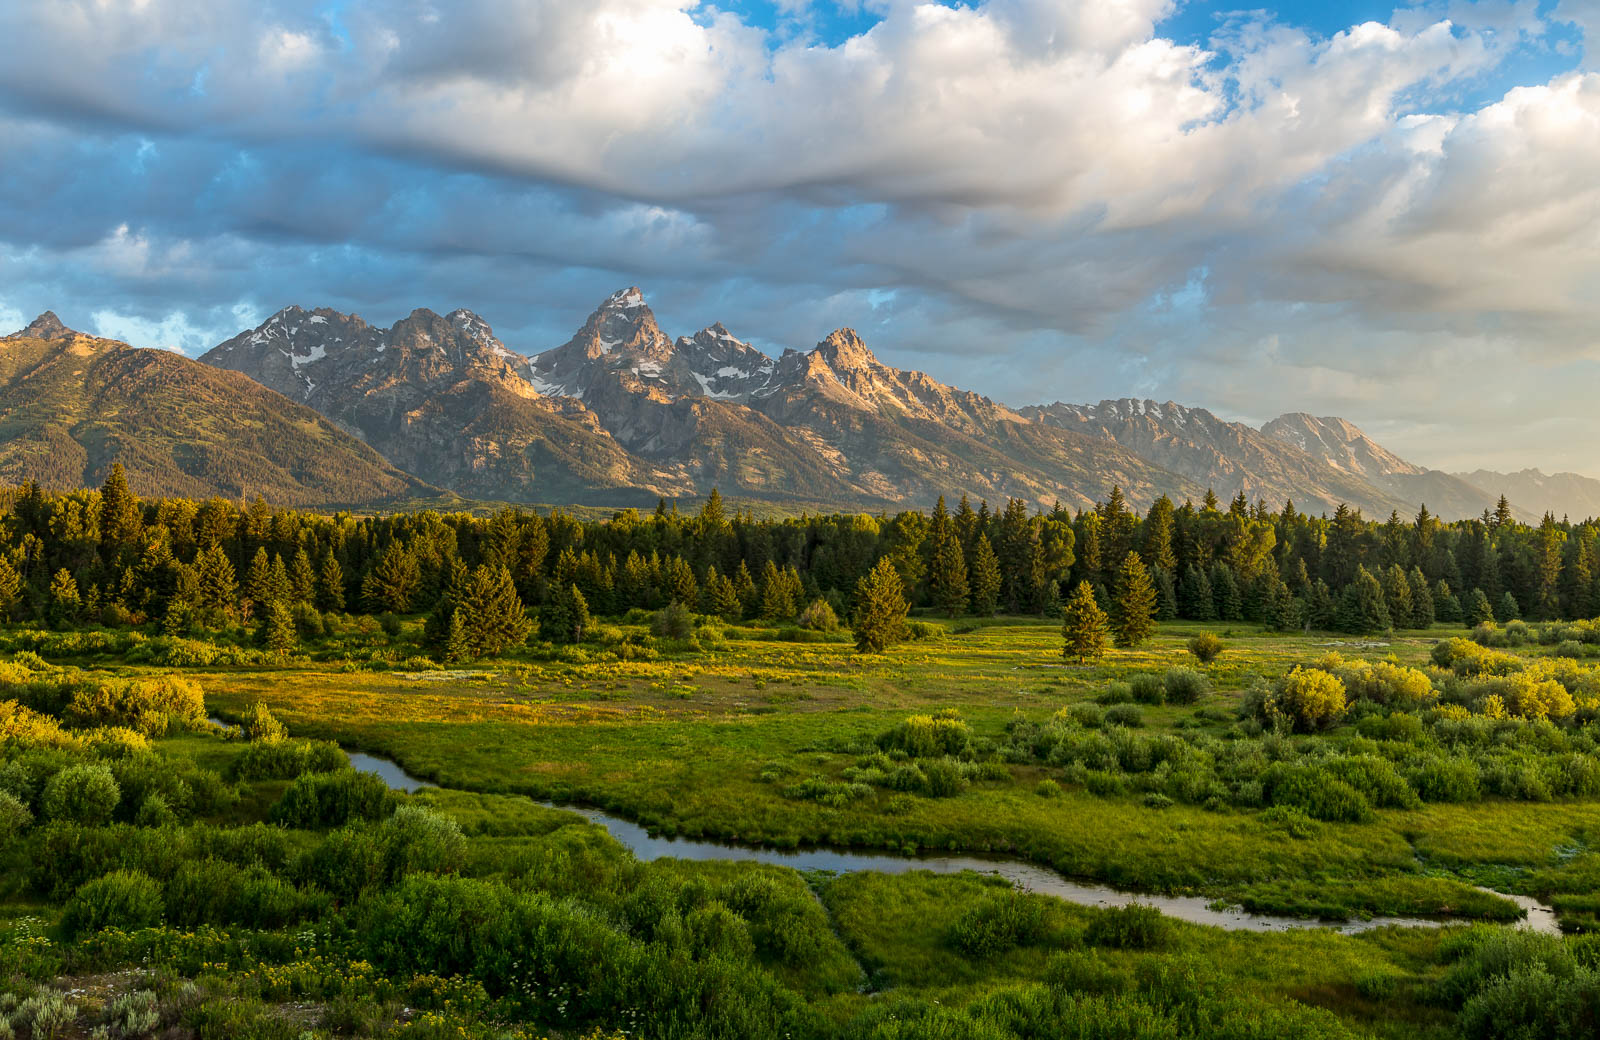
[15,311,75,340]
[811,328,878,372]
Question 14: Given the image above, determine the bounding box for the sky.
[1,0,1598,476]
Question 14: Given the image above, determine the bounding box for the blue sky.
[2,0,1599,474]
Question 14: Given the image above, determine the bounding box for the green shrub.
[1128,674,1165,704]
[1086,903,1169,949]
[41,763,120,825]
[1035,778,1062,798]
[382,805,467,877]
[948,893,1047,957]
[1162,667,1209,705]
[1187,633,1224,664]
[0,788,32,841]
[241,701,288,742]
[228,739,347,781]
[269,770,393,828]
[920,758,968,798]
[60,869,164,938]
[798,600,840,632]
[650,601,695,640]
[1103,704,1144,728]
[1096,681,1134,705]
[878,712,973,759]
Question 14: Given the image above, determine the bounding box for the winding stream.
[341,749,1561,936]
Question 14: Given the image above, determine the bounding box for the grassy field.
[6,614,1600,1038]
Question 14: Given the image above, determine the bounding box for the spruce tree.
[1210,563,1242,621]
[0,555,20,621]
[194,545,237,623]
[968,534,1001,616]
[1433,580,1463,624]
[457,565,532,657]
[246,547,274,607]
[48,569,81,628]
[1466,588,1495,626]
[852,557,910,653]
[1112,552,1157,648]
[1153,566,1178,621]
[363,545,419,613]
[760,560,797,621]
[1407,567,1434,629]
[927,496,970,617]
[1335,566,1391,634]
[541,584,590,644]
[1061,581,1110,664]
[98,462,142,563]
[1382,564,1414,629]
[260,601,296,655]
[733,560,759,619]
[445,609,470,663]
[318,553,345,612]
[1180,565,1216,621]
[1306,579,1336,630]
[1498,591,1521,622]
[290,549,316,605]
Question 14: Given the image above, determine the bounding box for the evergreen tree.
[1306,579,1336,630]
[363,545,419,613]
[1152,566,1178,621]
[1407,567,1435,629]
[1334,566,1391,634]
[290,549,317,605]
[1535,513,1564,620]
[246,547,274,607]
[1180,565,1216,621]
[968,534,1001,616]
[0,555,20,621]
[445,609,470,663]
[194,545,237,623]
[852,557,910,653]
[97,462,142,563]
[260,601,296,655]
[1466,588,1495,626]
[1112,552,1157,648]
[1142,495,1178,572]
[268,555,291,606]
[541,584,590,644]
[48,569,81,627]
[1061,581,1110,664]
[663,555,699,606]
[1382,564,1414,629]
[456,565,532,657]
[1210,562,1242,621]
[318,553,346,612]
[1498,591,1521,622]
[926,496,969,617]
[1433,580,1463,624]
[733,560,760,619]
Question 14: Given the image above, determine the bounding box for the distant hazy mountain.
[0,313,431,506]
[1260,413,1520,521]
[1452,469,1600,522]
[203,304,694,505]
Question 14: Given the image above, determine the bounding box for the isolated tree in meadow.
[968,534,1001,616]
[1466,587,1495,626]
[1112,552,1157,648]
[852,557,910,653]
[1061,581,1110,664]
[927,496,970,617]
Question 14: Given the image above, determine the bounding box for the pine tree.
[363,545,419,613]
[733,560,759,619]
[541,584,590,644]
[1466,588,1495,626]
[1535,513,1563,620]
[760,560,797,621]
[1335,566,1391,634]
[194,545,237,623]
[1306,579,1336,630]
[663,555,699,606]
[0,555,20,621]
[246,547,274,608]
[1210,563,1242,621]
[260,601,296,655]
[1112,552,1157,648]
[1433,580,1463,624]
[927,496,969,617]
[98,462,141,563]
[445,609,470,663]
[318,553,345,612]
[969,534,1001,616]
[456,565,532,657]
[1061,581,1110,664]
[1382,564,1414,629]
[1407,567,1434,629]
[1498,591,1521,622]
[1142,495,1178,572]
[268,555,291,605]
[1152,566,1179,621]
[852,557,910,653]
[48,569,81,628]
[290,549,316,605]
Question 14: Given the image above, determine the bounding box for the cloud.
[0,1,1597,473]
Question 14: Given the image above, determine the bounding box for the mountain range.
[2,291,1595,520]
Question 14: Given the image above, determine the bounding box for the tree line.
[1,468,1595,651]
